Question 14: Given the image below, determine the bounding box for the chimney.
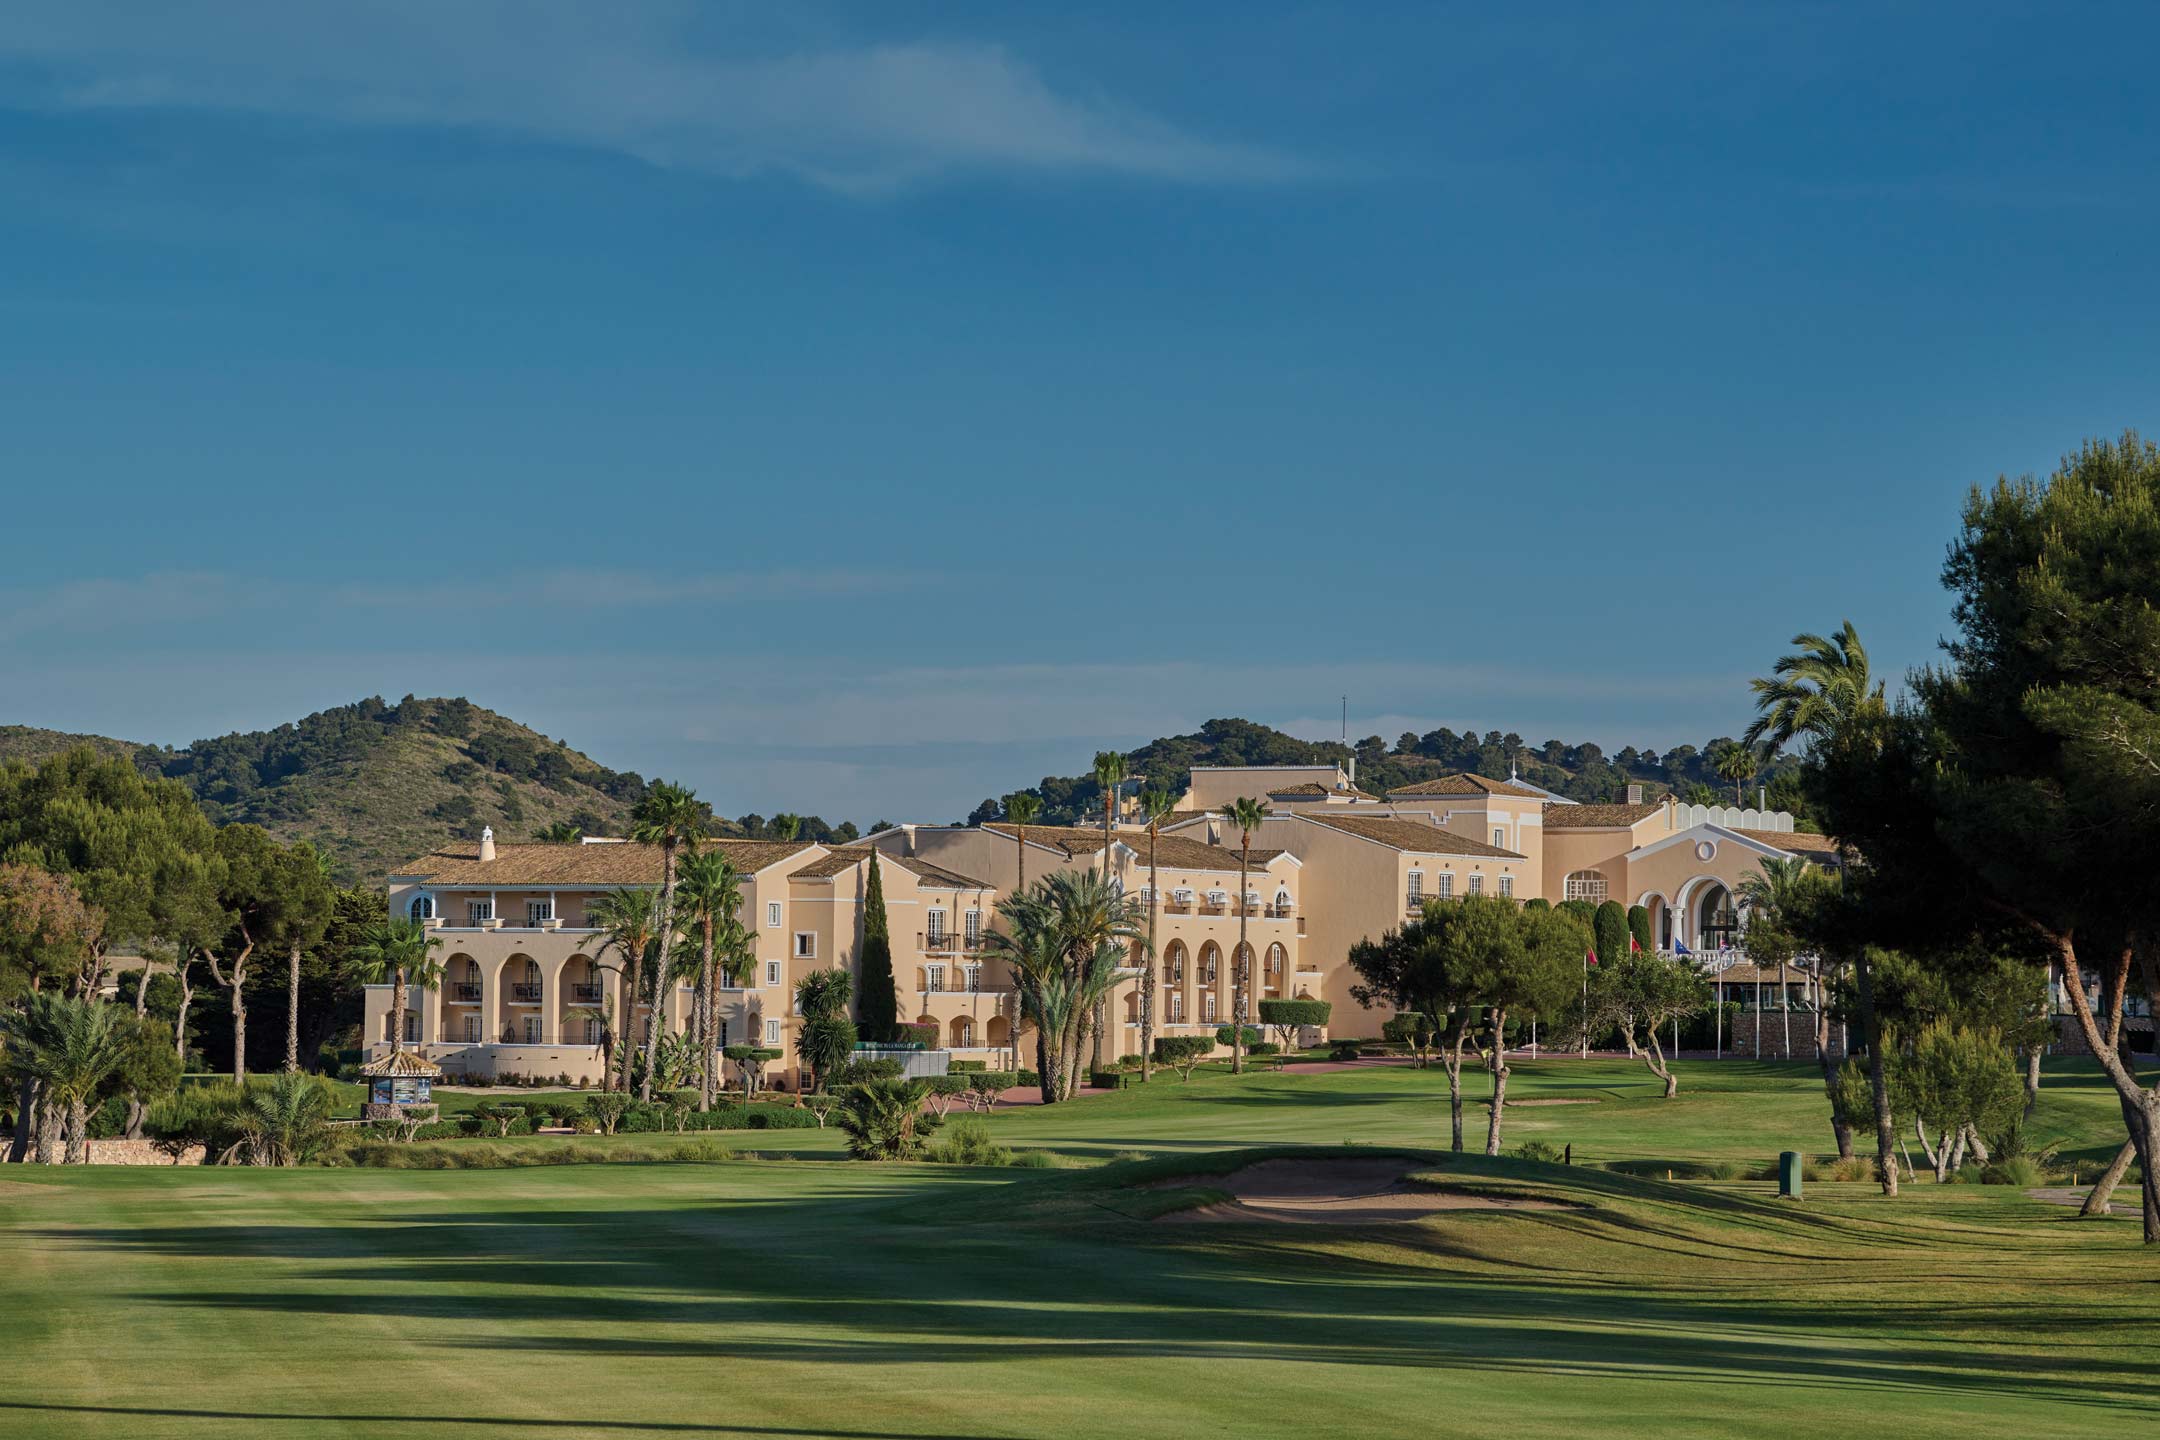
[1758,785,1767,810]
[478,825,496,863]
[1626,783,1644,805]
[1347,756,1357,786]
[902,823,918,858]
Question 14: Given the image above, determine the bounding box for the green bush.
[1152,1036,1214,1081]
[1009,1150,1058,1169]
[1246,1042,1280,1057]
[928,1117,1012,1166]
[1513,1140,1562,1163]
[584,1091,633,1136]
[1213,1025,1262,1048]
[1979,1155,2046,1187]
[949,1059,987,1072]
[1088,1069,1124,1090]
[1017,1069,1041,1087]
[1329,1039,1365,1062]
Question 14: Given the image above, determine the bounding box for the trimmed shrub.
[1329,1038,1365,1062]
[584,1091,633,1136]
[1153,1036,1214,1082]
[1213,1025,1262,1049]
[1017,1068,1041,1088]
[1246,1042,1280,1057]
[949,1059,987,1073]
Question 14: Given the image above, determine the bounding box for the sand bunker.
[1154,1157,1574,1225]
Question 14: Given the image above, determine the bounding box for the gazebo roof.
[360,1048,443,1079]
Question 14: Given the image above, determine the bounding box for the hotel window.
[1499,875,1514,899]
[408,895,434,921]
[1273,888,1293,912]
[767,901,782,928]
[527,899,553,926]
[1206,889,1227,908]
[926,965,946,993]
[964,964,981,991]
[461,1014,478,1042]
[927,909,947,944]
[580,1017,599,1044]
[1468,874,1484,895]
[1407,870,1424,902]
[1138,885,1156,905]
[715,1020,728,1049]
[794,932,816,959]
[1168,992,1185,1022]
[1437,873,1454,899]
[1493,827,1506,848]
[764,1019,781,1045]
[764,960,781,987]
[1564,871,1609,902]
[1204,993,1218,1022]
[965,909,982,944]
[466,898,494,926]
[404,1013,420,1043]
[1173,887,1194,906]
[521,1015,540,1044]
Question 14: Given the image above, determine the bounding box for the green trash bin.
[1778,1150,1803,1199]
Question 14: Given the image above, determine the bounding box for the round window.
[1695,840,1716,862]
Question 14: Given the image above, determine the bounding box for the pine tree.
[857,853,900,1043]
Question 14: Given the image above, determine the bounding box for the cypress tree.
[1627,904,1655,953]
[1593,900,1631,970]
[857,853,900,1042]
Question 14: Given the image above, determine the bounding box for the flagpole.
[1580,950,1588,1060]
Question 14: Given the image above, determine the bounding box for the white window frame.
[404,1012,420,1043]
[1173,887,1195,905]
[526,898,554,926]
[794,931,816,959]
[1204,993,1218,1022]
[1493,827,1506,848]
[1469,874,1484,896]
[1437,872,1454,899]
[1205,888,1228,908]
[926,908,947,943]
[926,964,946,993]
[1407,870,1424,901]
[764,1019,781,1045]
[764,960,781,987]
[766,901,783,928]
[1499,875,1514,899]
[409,894,435,921]
[1564,871,1609,902]
[964,963,981,991]
[965,908,982,943]
[461,1014,479,1043]
[466,898,494,925]
[521,1015,540,1044]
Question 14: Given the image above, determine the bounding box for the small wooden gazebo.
[361,1048,443,1120]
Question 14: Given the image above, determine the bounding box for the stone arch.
[949,1015,975,1049]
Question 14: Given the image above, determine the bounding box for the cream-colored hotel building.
[367,765,1834,1086]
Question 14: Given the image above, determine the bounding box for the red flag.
[1630,935,1643,953]
[1585,948,1599,968]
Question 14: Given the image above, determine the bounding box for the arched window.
[409,894,434,921]
[1163,940,1186,984]
[1272,887,1293,913]
[1564,870,1609,902]
[1265,943,1286,976]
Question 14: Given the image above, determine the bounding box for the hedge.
[1256,999,1331,1029]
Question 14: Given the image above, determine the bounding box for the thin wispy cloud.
[5,1,1311,193]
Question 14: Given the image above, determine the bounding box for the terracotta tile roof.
[790,848,991,889]
[1385,773,1546,800]
[1262,781,1382,800]
[789,849,869,880]
[400,838,814,886]
[1300,813,1527,859]
[983,823,1269,874]
[1545,803,1666,828]
[1735,828,1841,857]
[899,857,993,890]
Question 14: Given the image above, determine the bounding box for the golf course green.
[3,1058,2151,1439]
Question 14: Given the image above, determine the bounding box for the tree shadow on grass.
[26,1156,2160,1424]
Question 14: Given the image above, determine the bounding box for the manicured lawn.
[5,1059,2150,1438]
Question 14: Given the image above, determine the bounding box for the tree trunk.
[1141,835,1159,1082]
[1852,948,1899,1196]
[1483,1007,1510,1156]
[1779,961,1792,1059]
[1035,1027,1054,1105]
[123,1096,145,1140]
[2022,1044,2042,1120]
[32,1095,58,1164]
[1641,1027,1678,1099]
[2081,1136,2137,1216]
[619,956,644,1095]
[174,960,195,1064]
[698,923,716,1111]
[391,971,409,1054]
[1915,1118,1942,1180]
[64,1098,90,1164]
[229,970,247,1083]
[1814,977,1853,1157]
[1443,1013,1472,1152]
[1947,1124,1969,1175]
[1231,843,1250,1074]
[285,941,303,1072]
[641,845,679,1103]
[2049,933,2159,1241]
[8,1076,36,1163]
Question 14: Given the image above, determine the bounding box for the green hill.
[986,717,1807,828]
[2,698,646,884]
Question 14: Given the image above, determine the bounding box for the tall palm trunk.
[697,918,717,1110]
[641,844,679,1101]
[1013,829,1028,1077]
[1097,788,1115,1068]
[1232,838,1251,1074]
[618,954,643,1094]
[390,969,409,1054]
[285,940,303,1072]
[1141,827,1160,1082]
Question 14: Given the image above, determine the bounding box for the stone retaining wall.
[85,1138,204,1165]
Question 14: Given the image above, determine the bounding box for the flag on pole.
[1673,939,1693,957]
[1585,948,1599,968]
[1630,935,1643,953]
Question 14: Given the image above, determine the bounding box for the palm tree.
[1088,751,1128,1066]
[1737,855,1819,1062]
[240,1070,335,1165]
[1741,620,1885,756]
[1,992,129,1163]
[1135,785,1180,1082]
[770,813,802,842]
[1000,791,1043,1072]
[1712,741,1758,808]
[586,887,663,1094]
[346,918,445,1061]
[628,781,706,1101]
[1220,796,1269,1075]
[533,821,582,843]
[982,870,1142,1101]
[1746,619,1897,1193]
[674,850,747,1110]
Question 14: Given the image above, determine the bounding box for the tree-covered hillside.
[970,718,1808,828]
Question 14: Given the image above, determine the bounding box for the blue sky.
[3,2,2155,823]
